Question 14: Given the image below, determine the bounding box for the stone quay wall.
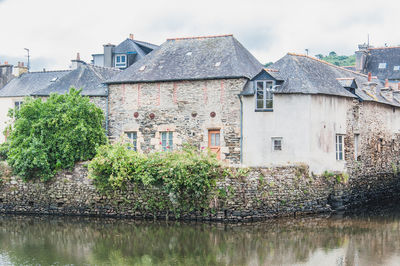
[1,162,399,222]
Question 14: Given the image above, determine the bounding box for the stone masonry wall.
[108,79,246,164]
[1,163,399,222]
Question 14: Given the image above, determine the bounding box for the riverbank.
[1,162,400,222]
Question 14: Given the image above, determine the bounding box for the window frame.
[125,131,138,151]
[336,134,345,161]
[161,131,173,151]
[255,80,275,111]
[115,54,127,68]
[394,66,400,71]
[14,101,23,111]
[271,137,282,151]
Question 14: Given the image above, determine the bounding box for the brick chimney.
[12,61,28,77]
[70,52,86,70]
[355,44,369,73]
[0,61,14,89]
[385,79,389,88]
[368,72,372,82]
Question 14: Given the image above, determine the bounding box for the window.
[336,135,344,160]
[272,137,282,151]
[378,63,387,69]
[354,134,360,161]
[394,66,400,71]
[161,132,173,151]
[115,55,127,68]
[14,101,23,110]
[125,132,137,151]
[256,81,274,110]
[208,130,221,159]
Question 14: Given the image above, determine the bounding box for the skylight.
[139,66,146,71]
[51,77,58,82]
[394,66,400,71]
[215,62,221,67]
[186,52,192,56]
[378,63,387,69]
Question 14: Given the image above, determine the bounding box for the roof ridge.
[286,52,372,78]
[27,69,71,74]
[88,64,122,72]
[167,34,233,41]
[368,46,400,50]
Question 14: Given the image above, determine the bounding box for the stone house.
[0,57,120,143]
[356,44,400,85]
[91,34,158,70]
[105,35,400,174]
[105,35,264,163]
[241,53,400,174]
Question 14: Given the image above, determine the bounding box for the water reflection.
[1,206,400,265]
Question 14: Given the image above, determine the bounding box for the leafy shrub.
[7,89,107,181]
[88,143,221,213]
[0,142,9,161]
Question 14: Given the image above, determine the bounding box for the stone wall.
[1,162,399,222]
[108,78,246,164]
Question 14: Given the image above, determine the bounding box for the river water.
[1,206,400,266]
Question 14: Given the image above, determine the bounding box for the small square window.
[272,137,282,151]
[394,66,400,71]
[125,132,137,151]
[378,63,387,69]
[115,55,127,68]
[14,101,23,110]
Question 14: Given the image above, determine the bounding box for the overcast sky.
[0,0,399,71]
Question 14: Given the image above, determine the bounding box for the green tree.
[7,88,107,181]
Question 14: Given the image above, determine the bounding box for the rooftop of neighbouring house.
[267,53,400,107]
[113,38,159,56]
[0,70,71,97]
[106,34,265,84]
[364,46,400,81]
[32,62,121,97]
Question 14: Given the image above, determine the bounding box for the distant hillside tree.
[315,52,355,66]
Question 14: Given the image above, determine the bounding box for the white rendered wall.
[242,94,353,174]
[0,97,20,143]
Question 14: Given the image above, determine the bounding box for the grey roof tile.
[0,70,70,97]
[365,47,400,81]
[106,35,264,84]
[32,63,120,97]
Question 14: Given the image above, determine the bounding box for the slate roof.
[0,70,70,97]
[268,53,400,107]
[365,47,400,81]
[114,38,159,57]
[32,62,121,97]
[106,35,265,84]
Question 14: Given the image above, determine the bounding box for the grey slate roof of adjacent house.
[32,62,121,97]
[0,70,70,97]
[106,35,265,84]
[365,47,400,81]
[269,53,400,107]
[114,39,159,55]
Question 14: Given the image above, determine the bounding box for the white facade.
[0,97,23,143]
[242,93,354,174]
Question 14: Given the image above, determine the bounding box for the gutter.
[238,94,243,164]
[105,86,109,135]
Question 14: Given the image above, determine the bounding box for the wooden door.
[208,130,221,159]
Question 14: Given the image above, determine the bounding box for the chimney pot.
[76,52,80,61]
[21,62,24,67]
[43,68,46,72]
[398,82,400,91]
[4,61,8,65]
[368,72,372,82]
[385,79,389,88]
[129,33,134,40]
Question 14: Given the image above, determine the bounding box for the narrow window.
[272,137,282,151]
[161,132,173,151]
[354,134,360,160]
[255,80,274,110]
[336,135,344,160]
[125,132,137,151]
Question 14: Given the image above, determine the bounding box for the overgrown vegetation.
[88,143,222,214]
[322,170,349,184]
[315,52,355,66]
[6,89,107,181]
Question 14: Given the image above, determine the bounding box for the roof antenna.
[367,34,369,47]
[305,49,309,56]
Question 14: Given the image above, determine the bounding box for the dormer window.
[394,66,400,71]
[255,80,274,111]
[115,54,127,68]
[378,63,386,69]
